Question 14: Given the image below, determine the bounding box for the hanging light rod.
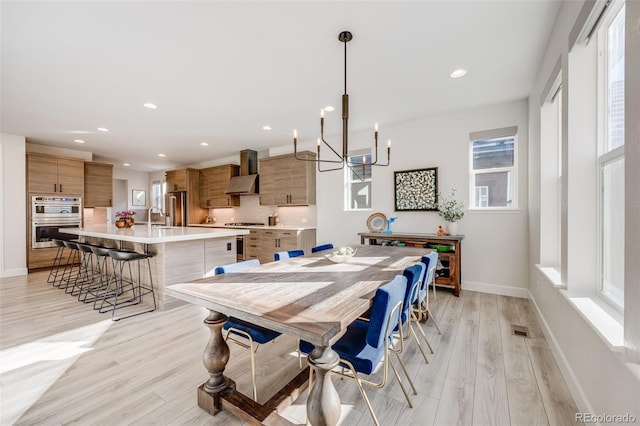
[293,31,391,179]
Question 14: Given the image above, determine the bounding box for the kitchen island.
[62,225,249,308]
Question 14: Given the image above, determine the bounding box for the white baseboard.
[0,267,28,278]
[527,290,594,414]
[462,280,529,298]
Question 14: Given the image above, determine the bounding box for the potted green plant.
[438,185,465,235]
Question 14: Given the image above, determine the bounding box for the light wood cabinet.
[199,164,240,208]
[259,151,316,206]
[27,153,84,195]
[204,238,236,277]
[165,168,208,224]
[84,162,113,207]
[244,228,316,264]
[359,232,464,297]
[165,169,188,192]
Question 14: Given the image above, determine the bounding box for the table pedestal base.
[197,367,310,425]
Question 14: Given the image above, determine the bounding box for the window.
[597,0,625,308]
[151,180,166,212]
[540,66,563,269]
[469,127,518,209]
[345,149,372,210]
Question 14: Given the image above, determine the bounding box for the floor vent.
[511,325,529,338]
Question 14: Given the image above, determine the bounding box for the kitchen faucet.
[148,207,164,232]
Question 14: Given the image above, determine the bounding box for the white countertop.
[189,223,317,231]
[62,224,249,244]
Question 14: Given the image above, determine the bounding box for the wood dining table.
[165,244,428,425]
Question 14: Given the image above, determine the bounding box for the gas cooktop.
[224,222,265,226]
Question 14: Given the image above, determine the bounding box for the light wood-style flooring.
[0,271,578,425]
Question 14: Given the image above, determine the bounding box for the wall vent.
[511,324,530,338]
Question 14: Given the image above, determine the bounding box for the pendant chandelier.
[293,31,391,179]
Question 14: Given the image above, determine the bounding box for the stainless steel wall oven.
[31,196,82,249]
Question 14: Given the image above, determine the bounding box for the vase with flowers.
[438,185,465,235]
[115,210,136,228]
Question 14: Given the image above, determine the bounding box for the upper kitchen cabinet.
[165,169,188,192]
[84,162,113,207]
[199,164,240,208]
[259,151,316,206]
[27,153,84,195]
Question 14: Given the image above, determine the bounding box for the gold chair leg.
[341,361,380,426]
[409,324,429,364]
[389,357,414,408]
[427,307,442,335]
[393,352,418,396]
[413,313,435,354]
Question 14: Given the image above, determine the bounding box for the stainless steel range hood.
[225,149,259,195]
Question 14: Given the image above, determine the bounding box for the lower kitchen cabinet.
[245,228,316,264]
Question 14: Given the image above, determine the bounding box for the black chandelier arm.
[317,159,346,173]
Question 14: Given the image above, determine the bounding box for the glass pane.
[350,181,371,209]
[607,6,625,152]
[348,154,372,180]
[601,156,624,305]
[474,171,511,207]
[472,137,515,170]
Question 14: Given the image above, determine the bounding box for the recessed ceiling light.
[262,125,272,131]
[74,139,85,144]
[158,153,166,157]
[144,102,158,109]
[97,127,109,132]
[324,106,335,112]
[200,142,209,146]
[450,69,467,79]
[123,163,130,167]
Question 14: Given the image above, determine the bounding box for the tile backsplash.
[209,195,317,227]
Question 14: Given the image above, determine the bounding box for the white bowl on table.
[324,247,357,263]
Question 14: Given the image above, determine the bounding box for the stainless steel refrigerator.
[166,191,187,226]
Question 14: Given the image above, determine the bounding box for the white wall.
[312,99,530,296]
[113,167,152,210]
[0,134,27,277]
[527,0,640,417]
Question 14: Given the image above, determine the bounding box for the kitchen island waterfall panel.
[62,225,249,308]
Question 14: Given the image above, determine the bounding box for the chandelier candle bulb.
[375,122,379,132]
[321,109,325,118]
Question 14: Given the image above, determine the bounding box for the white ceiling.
[1,1,561,171]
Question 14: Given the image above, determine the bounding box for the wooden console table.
[359,232,464,296]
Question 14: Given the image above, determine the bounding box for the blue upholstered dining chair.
[311,243,334,253]
[397,263,431,365]
[274,250,304,261]
[299,275,413,426]
[215,259,281,402]
[419,252,442,335]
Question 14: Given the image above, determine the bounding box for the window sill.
[563,292,624,350]
[537,268,624,351]
[536,264,565,289]
[467,208,522,214]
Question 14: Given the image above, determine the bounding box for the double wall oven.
[31,196,82,249]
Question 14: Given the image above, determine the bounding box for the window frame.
[596,0,625,311]
[344,148,373,212]
[468,131,519,210]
